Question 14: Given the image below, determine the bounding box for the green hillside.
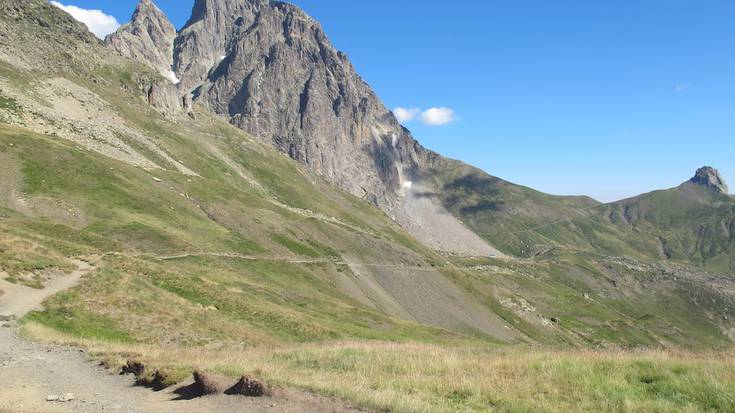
[430,160,735,273]
[1,2,735,412]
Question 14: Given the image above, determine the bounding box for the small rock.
[153,177,162,182]
[60,393,75,402]
[227,376,268,397]
[46,395,59,402]
[550,317,560,323]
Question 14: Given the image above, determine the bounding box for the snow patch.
[164,71,180,85]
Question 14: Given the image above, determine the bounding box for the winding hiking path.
[0,260,365,413]
[0,259,93,320]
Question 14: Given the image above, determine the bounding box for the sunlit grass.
[23,322,735,413]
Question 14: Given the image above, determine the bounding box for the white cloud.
[393,107,420,123]
[420,107,455,126]
[50,1,121,39]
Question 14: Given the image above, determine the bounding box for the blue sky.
[53,0,735,201]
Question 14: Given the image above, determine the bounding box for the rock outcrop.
[105,0,177,83]
[689,166,729,194]
[105,0,194,116]
[113,0,436,206]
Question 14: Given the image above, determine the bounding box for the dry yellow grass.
[22,322,735,413]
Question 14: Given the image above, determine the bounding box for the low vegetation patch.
[0,95,20,114]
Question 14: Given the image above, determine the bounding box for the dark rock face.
[112,0,437,206]
[105,0,177,82]
[690,166,729,194]
[105,0,190,116]
[174,0,267,92]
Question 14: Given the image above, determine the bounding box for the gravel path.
[0,259,93,320]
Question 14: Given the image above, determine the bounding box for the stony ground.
[392,181,505,257]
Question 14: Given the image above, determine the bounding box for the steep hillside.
[0,0,732,351]
[0,0,522,344]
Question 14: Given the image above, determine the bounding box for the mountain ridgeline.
[104,0,734,272]
[108,0,436,208]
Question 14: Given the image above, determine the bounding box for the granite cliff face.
[105,0,177,83]
[109,0,436,206]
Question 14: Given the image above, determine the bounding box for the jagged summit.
[169,0,434,206]
[105,0,177,83]
[689,166,729,194]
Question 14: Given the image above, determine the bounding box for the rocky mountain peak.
[169,0,433,206]
[689,166,729,194]
[105,0,177,83]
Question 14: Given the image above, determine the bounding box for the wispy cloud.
[393,107,457,126]
[393,107,421,123]
[50,1,121,39]
[675,83,691,93]
[420,107,456,126]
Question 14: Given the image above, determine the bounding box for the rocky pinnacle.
[105,0,177,83]
[690,166,729,194]
[109,0,438,207]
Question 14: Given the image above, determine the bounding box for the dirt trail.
[0,259,93,320]
[0,261,365,413]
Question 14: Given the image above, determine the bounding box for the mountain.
[3,2,735,411]
[602,167,734,272]
[689,166,729,194]
[109,0,435,209]
[2,0,733,351]
[438,160,735,272]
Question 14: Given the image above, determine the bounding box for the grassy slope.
[430,159,735,272]
[604,184,735,273]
